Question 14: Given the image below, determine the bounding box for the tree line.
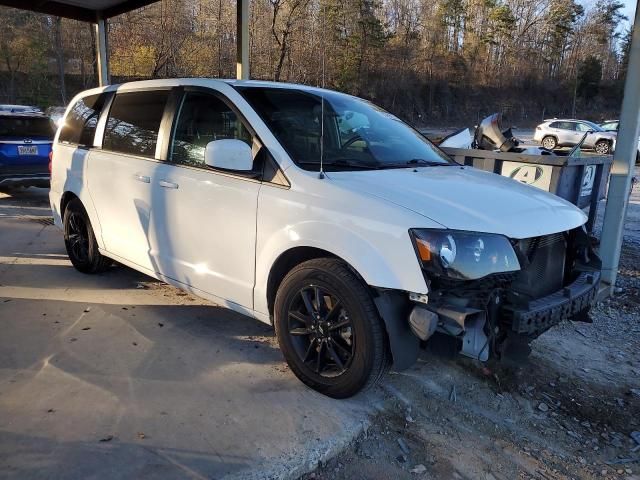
[0,0,631,126]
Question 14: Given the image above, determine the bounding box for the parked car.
[0,111,54,191]
[533,119,616,154]
[599,120,640,163]
[600,120,619,132]
[0,104,43,114]
[50,80,601,398]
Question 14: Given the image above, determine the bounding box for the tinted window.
[59,94,106,145]
[170,92,252,168]
[0,116,54,139]
[238,87,452,171]
[576,123,592,132]
[103,90,169,158]
[554,122,575,130]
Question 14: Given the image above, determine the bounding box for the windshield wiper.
[298,158,382,170]
[407,159,450,166]
[380,159,451,168]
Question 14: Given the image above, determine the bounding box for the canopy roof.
[0,0,159,22]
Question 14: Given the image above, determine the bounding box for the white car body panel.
[50,78,589,326]
[252,168,439,316]
[146,161,260,309]
[86,150,158,271]
[327,166,587,239]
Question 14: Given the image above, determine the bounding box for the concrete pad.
[0,189,378,479]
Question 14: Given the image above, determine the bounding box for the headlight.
[410,229,520,280]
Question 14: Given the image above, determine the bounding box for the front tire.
[594,140,611,155]
[541,136,557,150]
[63,198,112,273]
[274,258,388,398]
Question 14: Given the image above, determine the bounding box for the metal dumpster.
[441,147,613,232]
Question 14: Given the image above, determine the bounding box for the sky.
[621,0,638,25]
[581,0,637,30]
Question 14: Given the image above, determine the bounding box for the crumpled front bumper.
[507,271,600,336]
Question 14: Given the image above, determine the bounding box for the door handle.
[134,174,150,183]
[159,180,179,189]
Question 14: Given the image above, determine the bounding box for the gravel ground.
[302,168,640,480]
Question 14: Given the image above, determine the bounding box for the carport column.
[599,6,640,296]
[94,17,110,87]
[236,0,250,80]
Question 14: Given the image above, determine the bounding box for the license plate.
[18,145,38,155]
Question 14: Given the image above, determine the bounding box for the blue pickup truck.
[0,111,54,191]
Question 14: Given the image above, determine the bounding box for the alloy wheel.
[287,285,355,377]
[595,141,610,154]
[67,212,90,263]
[542,137,556,150]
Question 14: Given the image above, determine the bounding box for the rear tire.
[63,198,112,274]
[541,136,557,150]
[274,258,388,398]
[594,140,611,155]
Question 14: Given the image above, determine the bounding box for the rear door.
[87,89,170,272]
[555,121,579,146]
[147,88,261,308]
[0,115,54,181]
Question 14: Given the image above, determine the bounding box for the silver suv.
[533,119,616,154]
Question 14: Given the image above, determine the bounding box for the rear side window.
[59,94,105,146]
[0,116,54,138]
[558,122,576,130]
[103,90,169,158]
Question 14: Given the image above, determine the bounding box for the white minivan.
[50,79,601,398]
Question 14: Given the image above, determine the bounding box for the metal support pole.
[236,0,250,80]
[94,17,110,86]
[598,7,640,296]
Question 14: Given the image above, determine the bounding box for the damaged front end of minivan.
[377,226,601,369]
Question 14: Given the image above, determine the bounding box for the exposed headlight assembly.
[410,229,520,281]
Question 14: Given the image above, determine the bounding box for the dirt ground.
[303,174,640,480]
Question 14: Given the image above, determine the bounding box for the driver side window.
[170,92,253,168]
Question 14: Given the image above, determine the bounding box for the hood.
[329,166,587,239]
[597,131,617,138]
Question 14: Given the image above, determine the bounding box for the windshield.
[579,121,604,132]
[237,86,453,171]
[0,116,54,139]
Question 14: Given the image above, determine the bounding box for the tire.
[274,258,388,398]
[63,198,112,274]
[541,136,557,150]
[594,140,611,155]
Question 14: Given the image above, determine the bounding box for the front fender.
[253,219,427,316]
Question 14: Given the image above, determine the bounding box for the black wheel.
[63,198,112,273]
[274,258,388,398]
[594,140,611,155]
[541,136,557,150]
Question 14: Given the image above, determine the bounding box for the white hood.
[329,166,587,239]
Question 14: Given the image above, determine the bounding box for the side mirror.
[204,139,253,171]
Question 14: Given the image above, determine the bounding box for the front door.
[148,90,261,309]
